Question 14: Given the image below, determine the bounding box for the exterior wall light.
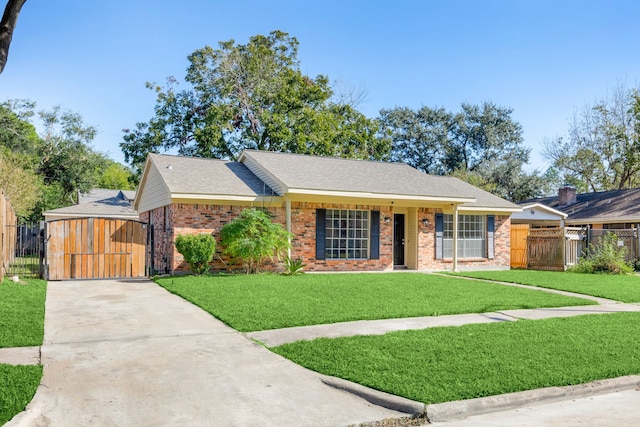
[422,218,429,226]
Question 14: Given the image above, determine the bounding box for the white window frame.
[325,209,370,260]
[443,214,486,259]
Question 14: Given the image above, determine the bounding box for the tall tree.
[0,0,26,74]
[0,100,127,219]
[544,83,640,192]
[121,31,387,175]
[379,106,450,175]
[382,102,549,201]
[38,106,106,204]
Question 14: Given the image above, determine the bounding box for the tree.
[219,208,291,274]
[96,160,134,190]
[0,151,41,218]
[379,106,449,175]
[0,0,26,74]
[545,83,640,192]
[121,31,386,175]
[0,100,127,219]
[38,106,106,204]
[382,102,550,201]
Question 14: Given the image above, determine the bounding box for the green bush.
[281,257,306,276]
[570,232,633,275]
[174,233,216,275]
[220,208,292,274]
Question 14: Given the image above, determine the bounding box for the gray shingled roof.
[149,153,276,197]
[79,189,136,204]
[241,150,519,209]
[44,196,138,219]
[521,188,640,222]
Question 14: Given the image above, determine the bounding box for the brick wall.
[140,203,510,274]
[417,210,511,271]
[289,202,394,272]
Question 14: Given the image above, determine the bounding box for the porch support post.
[452,204,459,272]
[285,197,292,258]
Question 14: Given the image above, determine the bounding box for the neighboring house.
[519,186,640,229]
[134,150,521,274]
[511,203,568,228]
[44,189,138,221]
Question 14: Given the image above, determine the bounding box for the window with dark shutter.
[435,213,444,259]
[487,215,495,259]
[316,209,326,260]
[370,210,380,259]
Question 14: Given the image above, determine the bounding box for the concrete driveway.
[7,279,405,427]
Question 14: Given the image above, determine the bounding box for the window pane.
[324,209,370,260]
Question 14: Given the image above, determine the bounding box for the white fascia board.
[519,203,568,218]
[285,188,476,204]
[453,206,522,214]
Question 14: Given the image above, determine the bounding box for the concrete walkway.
[6,279,406,427]
[248,303,640,347]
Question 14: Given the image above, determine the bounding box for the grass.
[449,270,640,303]
[0,278,47,348]
[156,273,594,332]
[272,312,640,404]
[0,364,42,425]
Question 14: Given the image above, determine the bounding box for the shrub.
[570,232,633,275]
[220,208,292,274]
[174,234,216,275]
[281,257,306,276]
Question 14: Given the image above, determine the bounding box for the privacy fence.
[0,190,17,282]
[511,225,639,271]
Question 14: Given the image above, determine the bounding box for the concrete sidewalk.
[247,303,640,347]
[6,279,407,427]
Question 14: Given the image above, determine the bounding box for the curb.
[425,375,640,422]
[320,374,426,416]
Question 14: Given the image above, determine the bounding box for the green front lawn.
[0,364,42,425]
[0,279,47,348]
[272,312,640,404]
[450,270,640,303]
[156,273,594,332]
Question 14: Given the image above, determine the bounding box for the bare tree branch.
[0,0,26,75]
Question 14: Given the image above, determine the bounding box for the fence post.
[0,190,4,283]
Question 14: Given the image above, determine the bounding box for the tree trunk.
[0,0,27,75]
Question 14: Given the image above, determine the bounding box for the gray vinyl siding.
[137,163,172,213]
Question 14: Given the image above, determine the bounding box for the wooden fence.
[47,218,146,280]
[515,226,637,271]
[526,228,565,271]
[510,224,529,268]
[0,189,17,282]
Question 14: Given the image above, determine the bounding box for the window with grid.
[443,214,486,258]
[325,209,369,259]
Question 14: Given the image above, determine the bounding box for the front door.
[393,214,405,266]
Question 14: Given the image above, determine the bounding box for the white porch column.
[285,197,292,258]
[452,204,459,272]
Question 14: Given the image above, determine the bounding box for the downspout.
[452,204,459,272]
[285,196,292,258]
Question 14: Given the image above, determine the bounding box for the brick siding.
[141,203,510,274]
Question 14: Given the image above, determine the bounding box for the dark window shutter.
[316,209,326,260]
[435,213,444,259]
[487,215,495,259]
[370,210,380,259]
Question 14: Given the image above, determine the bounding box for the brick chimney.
[558,185,577,206]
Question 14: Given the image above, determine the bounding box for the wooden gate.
[47,218,146,280]
[510,224,529,268]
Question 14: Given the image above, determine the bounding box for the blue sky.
[1,0,638,171]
